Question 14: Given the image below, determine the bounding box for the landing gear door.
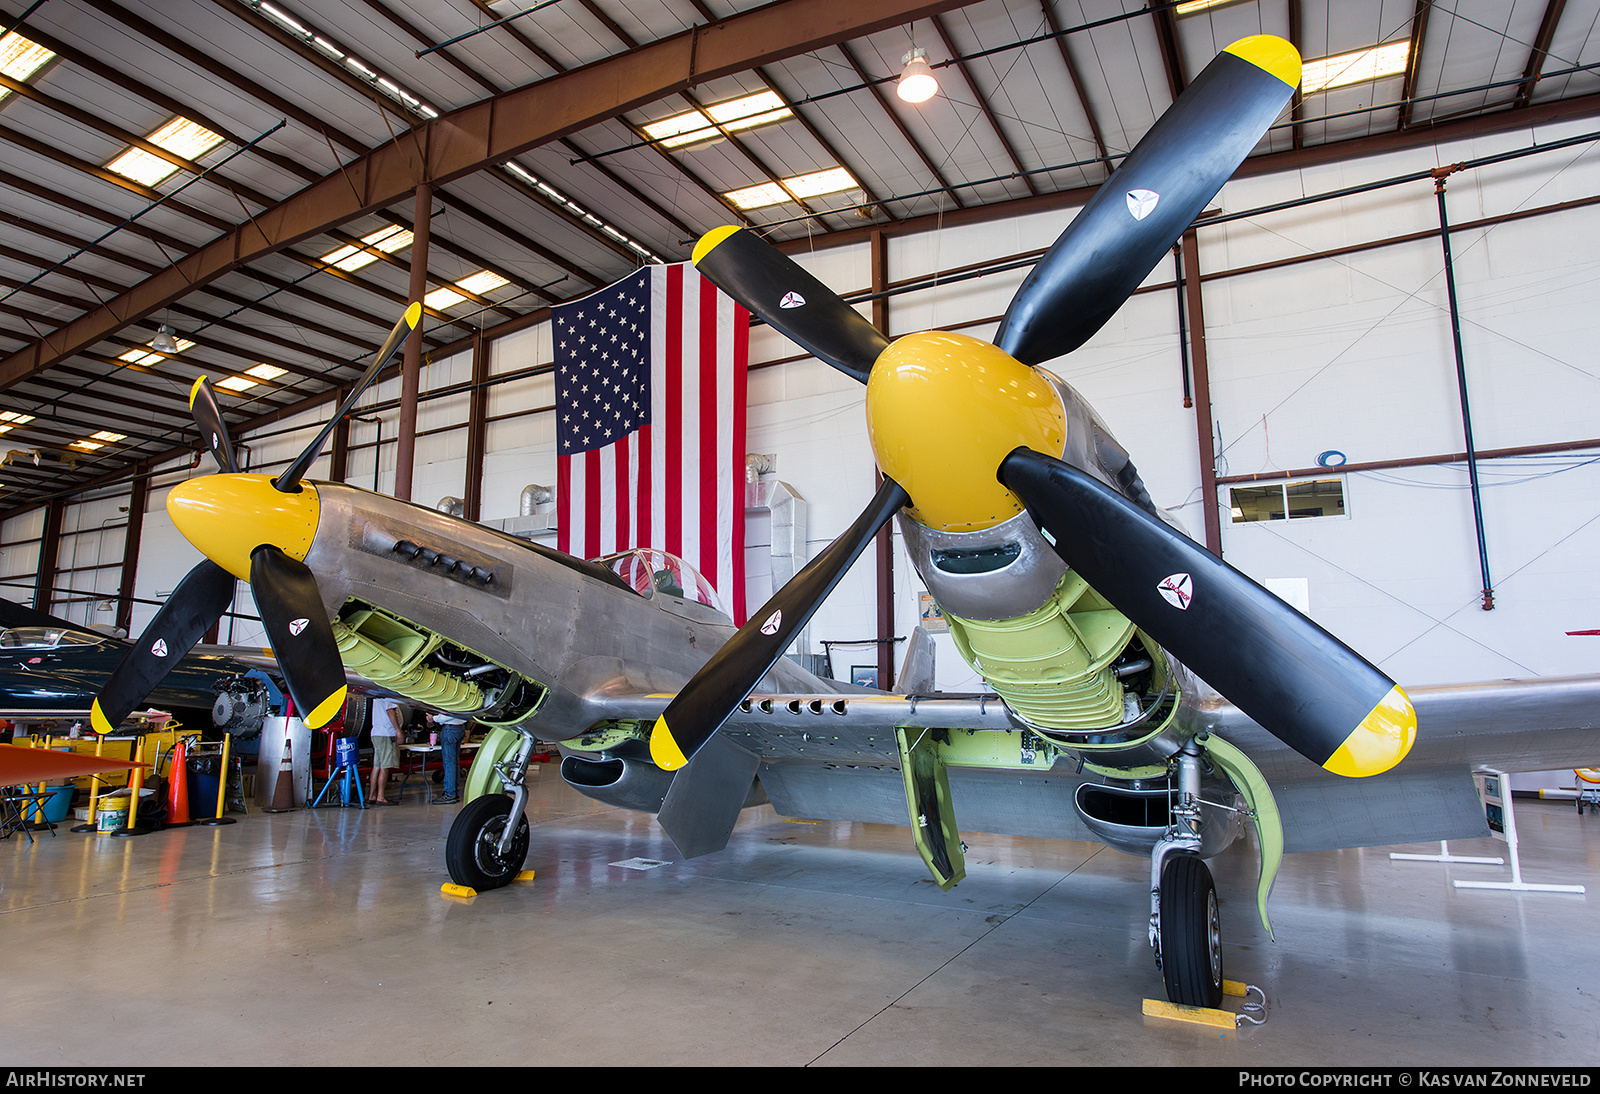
[896,726,966,891]
[1202,732,1283,939]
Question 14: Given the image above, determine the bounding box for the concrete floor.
[2,765,1597,1067]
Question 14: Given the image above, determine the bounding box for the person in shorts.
[368,696,405,805]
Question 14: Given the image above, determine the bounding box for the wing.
[1188,675,1600,852]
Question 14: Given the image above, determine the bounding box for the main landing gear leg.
[1148,740,1224,1007]
[444,730,537,891]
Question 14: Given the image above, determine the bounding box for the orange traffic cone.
[166,737,191,825]
[263,737,296,813]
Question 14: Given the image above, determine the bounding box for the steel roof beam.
[0,0,984,392]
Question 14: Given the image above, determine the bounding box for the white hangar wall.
[9,114,1598,696]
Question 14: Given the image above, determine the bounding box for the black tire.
[444,794,529,891]
[1159,854,1223,1008]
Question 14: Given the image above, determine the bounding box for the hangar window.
[1230,478,1345,523]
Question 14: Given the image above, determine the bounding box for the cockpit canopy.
[594,549,725,614]
[0,627,109,651]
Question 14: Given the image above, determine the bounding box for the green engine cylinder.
[944,570,1136,732]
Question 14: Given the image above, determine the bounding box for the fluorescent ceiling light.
[246,363,286,380]
[71,439,105,451]
[217,375,258,392]
[0,32,55,103]
[106,117,225,187]
[90,431,126,443]
[0,411,35,435]
[1302,41,1412,95]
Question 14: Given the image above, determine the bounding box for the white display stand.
[1390,841,1502,866]
[1451,770,1585,894]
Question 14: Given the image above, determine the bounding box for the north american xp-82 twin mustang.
[90,36,1600,1008]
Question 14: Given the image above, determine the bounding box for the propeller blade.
[189,376,239,474]
[651,475,911,770]
[692,226,889,384]
[250,546,347,729]
[998,447,1415,777]
[996,36,1300,366]
[91,559,235,735]
[274,301,422,492]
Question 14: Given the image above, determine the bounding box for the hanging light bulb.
[897,48,938,104]
[151,324,179,354]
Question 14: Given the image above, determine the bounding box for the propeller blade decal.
[189,376,238,474]
[274,301,422,493]
[998,447,1414,777]
[91,559,236,734]
[250,546,347,729]
[651,475,911,770]
[692,226,889,385]
[996,36,1300,366]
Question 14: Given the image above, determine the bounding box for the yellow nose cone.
[865,332,1066,532]
[167,474,320,580]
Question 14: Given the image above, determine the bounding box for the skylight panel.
[106,117,225,187]
[0,411,35,436]
[1302,42,1412,95]
[246,363,286,381]
[645,90,793,149]
[455,270,508,296]
[725,167,859,210]
[784,167,857,200]
[0,31,55,103]
[724,181,791,210]
[117,336,194,367]
[217,375,258,392]
[424,286,468,310]
[72,430,124,451]
[1175,0,1251,14]
[643,110,716,149]
[320,225,412,272]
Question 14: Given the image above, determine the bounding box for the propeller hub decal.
[288,617,310,636]
[150,639,168,658]
[1126,189,1160,220]
[779,291,805,309]
[760,610,782,635]
[1157,573,1193,610]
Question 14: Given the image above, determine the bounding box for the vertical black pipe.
[1434,175,1495,610]
[1173,244,1192,408]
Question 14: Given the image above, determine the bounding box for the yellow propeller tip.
[303,686,348,730]
[692,226,742,267]
[403,301,423,328]
[189,376,208,407]
[1225,34,1302,90]
[1322,685,1417,778]
[650,718,689,771]
[89,700,116,737]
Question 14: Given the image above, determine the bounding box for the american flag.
[554,263,749,624]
